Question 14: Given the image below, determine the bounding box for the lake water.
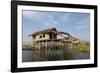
[22,48,90,62]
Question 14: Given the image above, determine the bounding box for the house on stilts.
[28,28,80,51]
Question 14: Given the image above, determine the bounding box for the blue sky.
[22,10,90,44]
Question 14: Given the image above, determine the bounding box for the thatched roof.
[58,31,71,36]
[29,28,73,37]
[29,28,57,36]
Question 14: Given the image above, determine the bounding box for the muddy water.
[22,48,90,62]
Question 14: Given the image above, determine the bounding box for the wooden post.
[45,40,47,60]
[46,40,47,51]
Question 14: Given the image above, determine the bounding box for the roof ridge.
[29,27,57,36]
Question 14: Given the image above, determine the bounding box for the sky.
[22,10,90,44]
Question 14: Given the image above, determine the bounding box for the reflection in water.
[22,48,90,62]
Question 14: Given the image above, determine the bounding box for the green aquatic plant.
[73,41,90,53]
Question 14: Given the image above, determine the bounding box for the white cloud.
[75,24,89,30]
[23,11,36,18]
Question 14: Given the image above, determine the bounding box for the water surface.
[22,48,90,62]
